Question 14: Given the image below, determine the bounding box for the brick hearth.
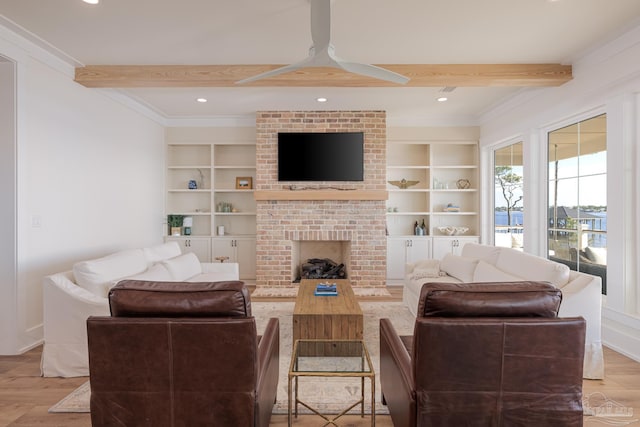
[255,111,387,288]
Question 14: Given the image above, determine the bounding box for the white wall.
[0,58,17,352]
[479,25,640,362]
[0,29,165,354]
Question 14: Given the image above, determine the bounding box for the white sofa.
[402,243,604,379]
[41,242,240,378]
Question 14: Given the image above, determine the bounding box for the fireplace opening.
[300,258,346,280]
[291,240,351,282]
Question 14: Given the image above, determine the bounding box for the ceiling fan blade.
[236,0,410,85]
[337,60,410,85]
[235,62,306,84]
[310,0,331,49]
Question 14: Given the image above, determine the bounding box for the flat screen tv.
[278,132,364,181]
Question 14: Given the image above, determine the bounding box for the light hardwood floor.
[1,287,639,427]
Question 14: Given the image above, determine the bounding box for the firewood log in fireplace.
[300,258,346,279]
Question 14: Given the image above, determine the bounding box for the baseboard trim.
[602,307,640,363]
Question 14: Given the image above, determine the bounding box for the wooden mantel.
[253,190,388,201]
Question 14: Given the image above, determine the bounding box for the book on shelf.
[314,282,338,296]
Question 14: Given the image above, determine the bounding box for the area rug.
[48,380,91,413]
[48,301,414,415]
[251,286,392,298]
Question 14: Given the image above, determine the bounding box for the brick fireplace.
[254,111,387,288]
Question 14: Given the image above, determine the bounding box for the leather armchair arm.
[380,318,415,427]
[255,317,279,427]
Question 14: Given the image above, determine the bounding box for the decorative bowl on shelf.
[388,178,419,189]
[443,203,460,212]
[437,226,469,236]
[456,179,471,189]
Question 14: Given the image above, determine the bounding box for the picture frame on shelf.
[236,176,253,189]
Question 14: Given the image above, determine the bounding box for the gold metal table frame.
[288,339,375,427]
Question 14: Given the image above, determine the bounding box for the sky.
[495,151,606,209]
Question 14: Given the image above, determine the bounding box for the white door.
[432,237,456,260]
[387,237,431,280]
[386,238,409,280]
[406,237,431,264]
[166,237,211,262]
[235,237,256,280]
[452,237,479,256]
[212,237,235,261]
[213,237,256,279]
[432,237,479,259]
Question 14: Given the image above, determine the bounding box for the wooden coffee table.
[292,279,364,344]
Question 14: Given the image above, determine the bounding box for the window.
[548,114,607,293]
[494,142,524,249]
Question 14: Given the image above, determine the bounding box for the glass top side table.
[288,339,375,426]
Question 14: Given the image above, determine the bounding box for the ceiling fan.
[235,0,410,85]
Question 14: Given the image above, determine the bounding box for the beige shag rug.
[49,301,414,415]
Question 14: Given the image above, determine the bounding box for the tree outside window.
[494,143,524,249]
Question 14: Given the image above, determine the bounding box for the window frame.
[544,111,608,294]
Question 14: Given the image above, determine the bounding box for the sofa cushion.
[460,243,501,265]
[473,260,522,282]
[73,249,148,298]
[124,263,172,282]
[408,259,442,280]
[511,234,524,249]
[495,247,570,287]
[410,268,443,281]
[414,259,440,271]
[585,246,607,265]
[143,241,182,265]
[103,263,173,295]
[440,254,478,282]
[160,252,202,280]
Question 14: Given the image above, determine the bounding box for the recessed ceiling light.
[196,98,208,103]
[316,97,328,103]
[437,96,448,102]
[82,0,99,4]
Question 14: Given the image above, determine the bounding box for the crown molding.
[0,17,79,75]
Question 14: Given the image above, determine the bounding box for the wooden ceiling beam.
[74,63,572,88]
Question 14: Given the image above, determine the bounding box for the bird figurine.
[388,178,419,189]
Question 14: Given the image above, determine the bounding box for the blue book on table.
[314,283,338,296]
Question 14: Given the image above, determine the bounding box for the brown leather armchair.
[380,281,586,427]
[87,280,279,427]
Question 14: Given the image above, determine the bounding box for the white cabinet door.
[453,237,478,256]
[212,237,235,260]
[166,237,211,262]
[387,238,408,280]
[432,236,479,259]
[212,237,256,280]
[386,237,431,280]
[406,238,431,264]
[235,237,256,280]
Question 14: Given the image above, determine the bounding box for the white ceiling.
[1,0,640,123]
